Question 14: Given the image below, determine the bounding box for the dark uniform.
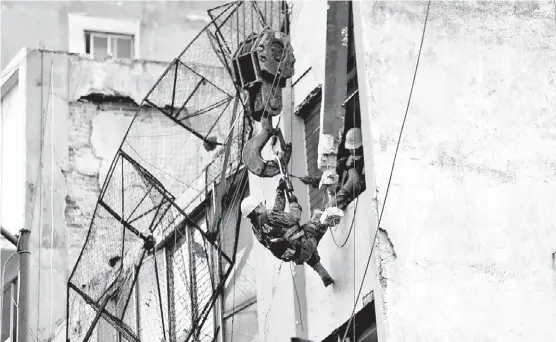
[248,180,333,285]
[329,147,366,210]
[249,181,329,265]
[300,147,366,211]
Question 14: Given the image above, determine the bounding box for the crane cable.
[341,1,431,341]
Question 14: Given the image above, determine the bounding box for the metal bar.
[341,89,359,108]
[99,200,150,243]
[82,296,110,342]
[1,225,18,246]
[68,283,140,341]
[222,297,257,320]
[118,249,147,334]
[170,62,179,116]
[187,226,199,340]
[172,76,204,121]
[144,99,221,145]
[177,59,234,98]
[152,250,168,342]
[126,183,155,222]
[165,247,176,342]
[16,228,30,342]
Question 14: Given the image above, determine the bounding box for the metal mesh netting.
[67,1,289,341]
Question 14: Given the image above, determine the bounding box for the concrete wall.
[1,0,226,69]
[356,1,556,341]
[0,79,26,237]
[2,50,172,341]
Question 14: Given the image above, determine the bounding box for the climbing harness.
[275,153,294,194]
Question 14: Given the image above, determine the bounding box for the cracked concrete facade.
[356,1,556,340]
[1,48,174,342]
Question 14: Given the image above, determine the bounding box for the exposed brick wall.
[64,100,138,266]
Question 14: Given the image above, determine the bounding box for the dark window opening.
[334,0,365,209]
[321,301,378,342]
[347,1,357,77]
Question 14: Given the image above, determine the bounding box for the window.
[68,14,140,58]
[1,278,18,342]
[302,1,365,211]
[84,31,135,59]
[321,301,378,342]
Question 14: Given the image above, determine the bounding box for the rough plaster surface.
[304,190,377,341]
[9,50,176,341]
[359,1,556,340]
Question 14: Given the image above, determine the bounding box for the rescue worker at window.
[300,127,366,212]
[328,127,366,211]
[241,178,335,287]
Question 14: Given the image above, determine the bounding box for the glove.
[300,176,320,189]
[278,178,288,190]
[287,194,298,203]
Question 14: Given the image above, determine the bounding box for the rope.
[49,51,55,339]
[341,2,431,340]
[289,263,305,332]
[328,88,360,248]
[263,262,283,341]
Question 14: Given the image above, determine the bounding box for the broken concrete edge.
[294,85,322,119]
[317,133,341,171]
[375,227,397,335]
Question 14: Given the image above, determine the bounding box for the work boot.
[311,261,334,287]
[321,207,344,226]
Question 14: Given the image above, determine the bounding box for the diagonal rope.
[341,1,431,340]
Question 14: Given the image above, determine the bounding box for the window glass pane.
[170,236,194,341]
[84,32,91,54]
[137,252,169,341]
[122,287,138,333]
[191,222,215,341]
[11,281,17,340]
[92,36,108,58]
[224,304,259,342]
[116,38,133,59]
[2,287,11,341]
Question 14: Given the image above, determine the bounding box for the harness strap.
[283,225,304,241]
[303,225,319,237]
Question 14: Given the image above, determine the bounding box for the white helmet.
[344,128,362,150]
[241,196,261,218]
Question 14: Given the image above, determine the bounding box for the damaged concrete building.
[2,1,556,342]
[248,1,556,341]
[0,1,233,341]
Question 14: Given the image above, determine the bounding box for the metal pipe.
[17,228,31,342]
[341,89,359,108]
[1,225,18,247]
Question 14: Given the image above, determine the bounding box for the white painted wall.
[357,1,556,341]
[0,80,25,235]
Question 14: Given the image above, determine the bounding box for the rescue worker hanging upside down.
[241,178,335,287]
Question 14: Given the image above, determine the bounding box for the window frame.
[85,31,136,59]
[68,13,140,59]
[1,277,18,342]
